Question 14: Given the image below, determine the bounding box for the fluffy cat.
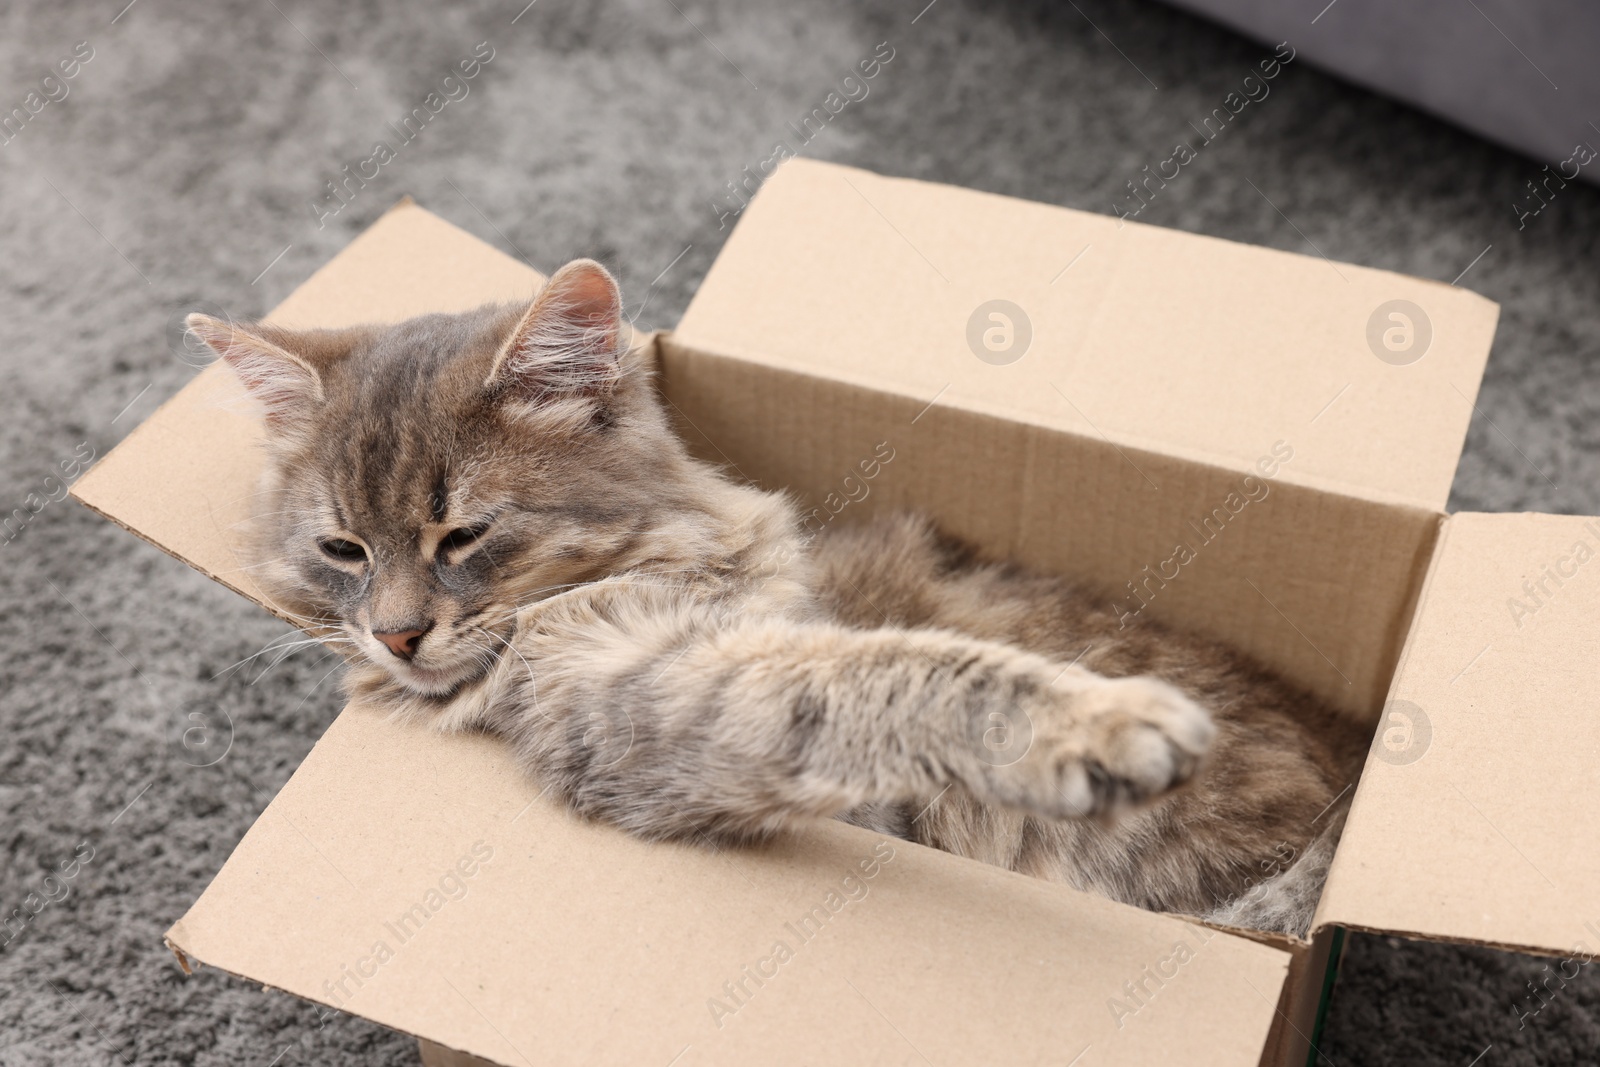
[189,259,1366,937]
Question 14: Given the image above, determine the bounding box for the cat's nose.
[373,626,429,661]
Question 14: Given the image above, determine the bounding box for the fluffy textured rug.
[1,1,1595,1064]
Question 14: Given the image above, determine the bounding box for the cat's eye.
[318,537,368,564]
[440,523,491,554]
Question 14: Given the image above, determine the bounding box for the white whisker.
[472,625,542,717]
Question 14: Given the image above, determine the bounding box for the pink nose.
[374,628,428,660]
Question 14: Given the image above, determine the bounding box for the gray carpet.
[1,1,1596,1064]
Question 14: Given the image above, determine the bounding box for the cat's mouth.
[392,660,481,697]
[364,646,491,699]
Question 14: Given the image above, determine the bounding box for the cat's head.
[190,259,682,698]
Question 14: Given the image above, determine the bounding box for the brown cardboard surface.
[70,199,1298,1065]
[1319,512,1600,956]
[660,336,1439,724]
[676,159,1500,513]
[70,202,544,614]
[169,698,1291,1067]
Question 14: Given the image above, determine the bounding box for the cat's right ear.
[186,314,324,427]
[485,259,624,415]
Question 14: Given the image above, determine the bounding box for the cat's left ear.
[486,259,624,411]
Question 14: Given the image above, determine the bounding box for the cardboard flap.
[1319,513,1600,956]
[169,699,1292,1067]
[71,202,545,610]
[677,159,1500,511]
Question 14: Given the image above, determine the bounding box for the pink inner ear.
[555,264,621,329]
[492,260,625,403]
[540,262,622,358]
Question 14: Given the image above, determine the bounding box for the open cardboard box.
[72,159,1600,1066]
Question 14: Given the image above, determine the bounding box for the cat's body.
[190,260,1366,937]
[814,516,1364,923]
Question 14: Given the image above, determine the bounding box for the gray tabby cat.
[189,260,1366,937]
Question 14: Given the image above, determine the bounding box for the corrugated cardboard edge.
[69,483,298,626]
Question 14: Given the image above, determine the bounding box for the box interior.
[658,332,1440,727]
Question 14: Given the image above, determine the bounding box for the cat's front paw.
[976,675,1215,820]
[1065,676,1216,814]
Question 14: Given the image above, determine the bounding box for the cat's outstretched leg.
[497,608,1215,844]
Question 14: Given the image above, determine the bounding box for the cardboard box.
[71,159,1600,1066]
